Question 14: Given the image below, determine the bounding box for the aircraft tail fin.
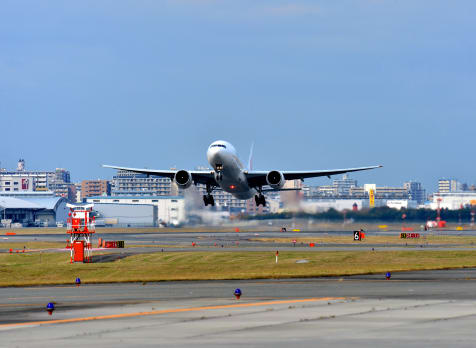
[247,142,254,171]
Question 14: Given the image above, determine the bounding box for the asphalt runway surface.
[2,269,476,347]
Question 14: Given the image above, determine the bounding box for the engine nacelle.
[174,170,192,189]
[266,170,285,189]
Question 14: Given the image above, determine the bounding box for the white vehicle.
[104,140,382,207]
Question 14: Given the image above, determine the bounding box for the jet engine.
[174,170,192,189]
[266,170,285,189]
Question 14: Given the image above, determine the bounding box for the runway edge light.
[46,302,55,315]
[234,288,242,300]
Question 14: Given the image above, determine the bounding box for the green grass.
[2,250,476,287]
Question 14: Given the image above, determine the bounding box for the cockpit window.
[210,144,226,149]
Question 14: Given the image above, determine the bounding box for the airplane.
[103,140,382,207]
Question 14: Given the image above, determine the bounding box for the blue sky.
[1,1,474,192]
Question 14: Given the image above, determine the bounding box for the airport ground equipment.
[66,204,95,263]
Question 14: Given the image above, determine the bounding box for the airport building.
[430,192,476,210]
[300,199,368,213]
[0,192,68,227]
[86,195,186,226]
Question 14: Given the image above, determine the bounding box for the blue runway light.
[75,277,81,286]
[386,272,391,280]
[46,302,55,315]
[234,288,242,299]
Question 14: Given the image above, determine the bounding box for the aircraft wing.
[246,165,382,188]
[102,165,217,185]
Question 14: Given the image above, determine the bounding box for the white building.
[86,195,186,226]
[430,192,476,210]
[300,199,369,213]
[386,200,417,210]
[0,175,36,192]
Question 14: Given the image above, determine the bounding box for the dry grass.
[252,235,476,246]
[2,250,476,287]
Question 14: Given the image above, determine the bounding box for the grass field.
[0,241,66,250]
[2,250,476,287]
[252,235,476,246]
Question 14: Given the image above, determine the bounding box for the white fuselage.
[206,140,257,199]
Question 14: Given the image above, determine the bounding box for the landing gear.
[255,194,266,207]
[215,164,223,181]
[203,184,215,207]
[203,194,215,206]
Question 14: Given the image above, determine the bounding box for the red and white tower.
[66,204,95,263]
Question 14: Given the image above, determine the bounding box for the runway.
[2,269,476,347]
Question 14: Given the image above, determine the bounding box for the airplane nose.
[207,147,222,165]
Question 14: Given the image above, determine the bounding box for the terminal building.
[86,195,186,227]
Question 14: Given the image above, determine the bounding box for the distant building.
[54,168,70,184]
[386,199,417,209]
[0,161,73,200]
[0,168,55,192]
[333,174,358,195]
[81,180,111,199]
[375,186,408,199]
[403,181,426,204]
[48,168,74,201]
[0,174,35,192]
[438,179,462,193]
[304,175,357,198]
[74,182,82,203]
[305,179,409,201]
[112,169,177,196]
[17,159,25,171]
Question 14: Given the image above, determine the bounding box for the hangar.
[0,195,68,227]
[86,196,186,227]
